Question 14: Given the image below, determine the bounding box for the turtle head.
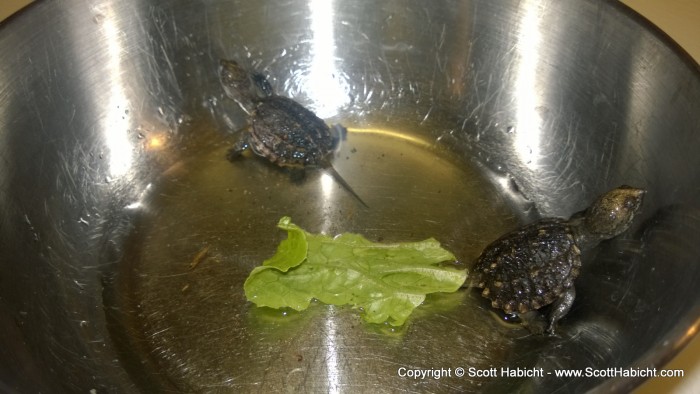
[220,59,251,92]
[219,59,255,113]
[583,185,645,239]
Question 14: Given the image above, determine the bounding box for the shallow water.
[106,121,564,392]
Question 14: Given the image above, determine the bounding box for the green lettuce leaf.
[244,217,467,326]
[261,216,307,272]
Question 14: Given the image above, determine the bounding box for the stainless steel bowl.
[1,0,699,392]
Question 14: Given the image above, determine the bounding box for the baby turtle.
[219,59,367,207]
[472,186,645,334]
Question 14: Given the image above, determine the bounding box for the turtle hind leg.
[546,287,576,335]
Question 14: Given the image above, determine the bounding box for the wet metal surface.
[1,0,700,392]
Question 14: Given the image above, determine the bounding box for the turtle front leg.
[226,135,251,161]
[287,167,307,184]
[546,286,576,335]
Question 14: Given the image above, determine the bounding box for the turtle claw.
[520,311,547,335]
[226,138,250,161]
[545,324,561,337]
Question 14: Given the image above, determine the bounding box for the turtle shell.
[473,219,582,314]
[249,96,335,167]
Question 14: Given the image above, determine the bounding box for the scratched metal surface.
[1,0,699,393]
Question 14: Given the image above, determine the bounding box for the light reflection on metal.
[307,0,350,118]
[124,201,142,210]
[101,7,133,177]
[320,172,335,202]
[146,133,166,150]
[325,311,341,394]
[124,182,153,210]
[513,3,542,166]
[319,170,335,234]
